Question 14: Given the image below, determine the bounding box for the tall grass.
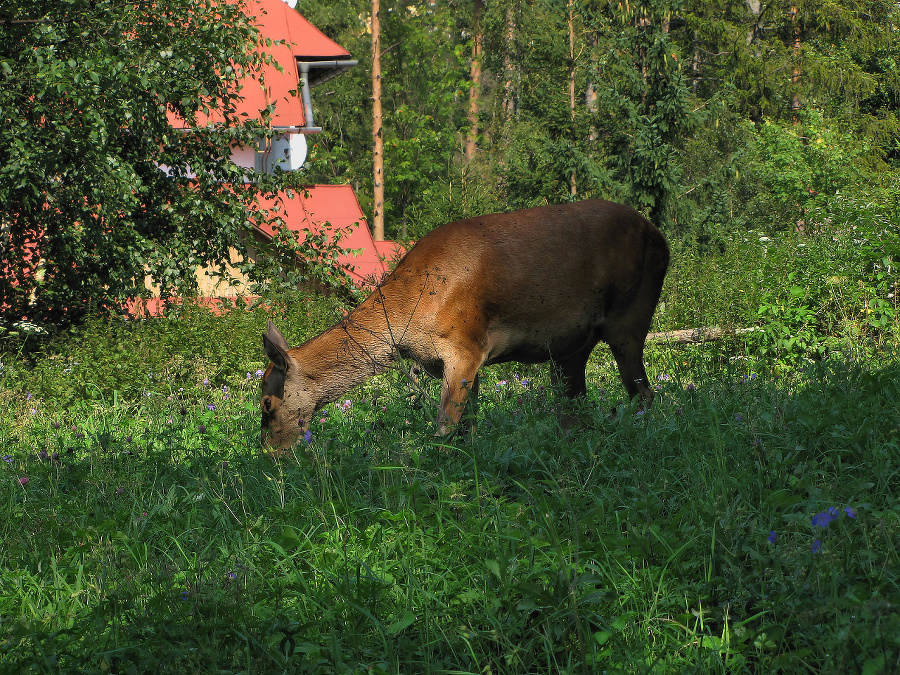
[1,229,898,673]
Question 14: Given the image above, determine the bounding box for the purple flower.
[2,455,13,463]
[246,372,252,380]
[657,373,671,381]
[812,507,840,528]
[255,369,264,378]
[767,531,777,544]
[812,539,822,554]
[38,450,49,460]
[735,414,743,422]
[26,392,32,401]
[844,506,857,519]
[18,476,29,485]
[686,382,696,391]
[208,404,216,411]
[226,572,237,580]
[203,378,210,386]
[303,430,313,444]
[198,424,207,433]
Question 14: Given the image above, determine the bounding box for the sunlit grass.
[2,333,898,673]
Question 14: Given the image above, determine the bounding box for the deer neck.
[294,304,397,409]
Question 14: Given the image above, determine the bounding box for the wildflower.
[226,572,237,580]
[26,392,32,401]
[767,531,777,544]
[657,373,671,381]
[2,455,13,463]
[844,506,857,519]
[180,590,189,601]
[735,414,743,422]
[208,405,216,411]
[812,539,822,554]
[53,421,60,429]
[246,372,252,380]
[30,408,37,415]
[812,507,840,528]
[255,369,264,378]
[203,378,210,386]
[340,399,352,411]
[304,430,313,444]
[686,382,696,391]
[520,378,530,388]
[18,476,29,485]
[198,424,207,433]
[38,450,49,460]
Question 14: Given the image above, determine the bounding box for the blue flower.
[812,539,822,554]
[2,455,12,463]
[767,531,777,544]
[304,430,313,444]
[208,404,216,411]
[844,506,857,519]
[812,506,840,528]
[255,369,264,378]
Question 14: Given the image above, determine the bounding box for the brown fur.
[260,199,669,450]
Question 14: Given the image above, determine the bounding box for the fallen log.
[646,326,760,344]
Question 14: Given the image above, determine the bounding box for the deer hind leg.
[608,335,654,408]
[549,346,596,399]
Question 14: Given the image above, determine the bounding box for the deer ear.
[263,320,292,373]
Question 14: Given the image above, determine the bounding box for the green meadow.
[1,230,898,674]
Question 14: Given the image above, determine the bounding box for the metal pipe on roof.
[298,60,358,132]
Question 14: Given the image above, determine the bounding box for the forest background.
[2,0,899,328]
[299,0,900,246]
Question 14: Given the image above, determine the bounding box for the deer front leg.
[438,362,481,436]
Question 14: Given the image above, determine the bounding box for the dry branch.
[646,326,759,344]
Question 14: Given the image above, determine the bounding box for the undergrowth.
[1,333,898,673]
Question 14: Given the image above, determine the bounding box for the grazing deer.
[261,199,669,451]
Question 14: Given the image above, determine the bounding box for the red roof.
[169,0,350,129]
[257,185,403,285]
